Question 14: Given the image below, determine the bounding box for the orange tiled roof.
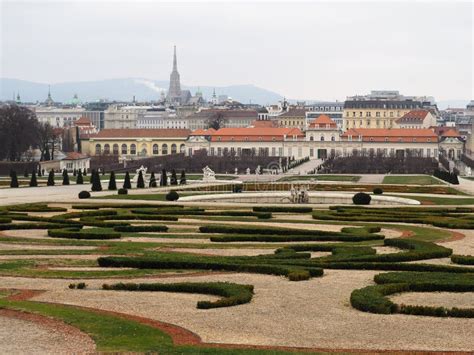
[396,110,430,123]
[308,114,337,128]
[190,128,216,136]
[341,128,438,142]
[74,116,92,125]
[63,152,88,160]
[250,120,279,128]
[209,127,304,142]
[90,129,191,139]
[441,128,461,137]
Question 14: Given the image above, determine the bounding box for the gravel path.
[0,313,95,354]
[4,270,471,352]
[440,229,474,256]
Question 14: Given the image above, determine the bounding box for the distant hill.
[0,78,283,105]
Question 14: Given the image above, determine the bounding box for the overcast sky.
[1,0,473,101]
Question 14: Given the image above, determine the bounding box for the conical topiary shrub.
[76,169,83,184]
[91,170,102,191]
[149,172,157,188]
[29,171,37,187]
[180,170,186,185]
[170,169,178,185]
[10,171,19,188]
[47,170,55,186]
[89,169,95,183]
[108,171,117,190]
[123,171,131,189]
[83,168,87,176]
[160,169,167,186]
[137,171,145,188]
[62,169,70,185]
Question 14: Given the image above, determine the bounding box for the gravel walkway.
[0,312,95,354]
[5,270,471,352]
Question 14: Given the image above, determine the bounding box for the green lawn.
[278,175,360,182]
[382,175,444,185]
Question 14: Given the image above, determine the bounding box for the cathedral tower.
[167,46,182,104]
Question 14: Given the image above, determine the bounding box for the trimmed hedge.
[7,204,67,213]
[253,206,312,213]
[78,191,91,199]
[102,281,254,309]
[451,255,474,265]
[113,225,168,233]
[97,255,323,281]
[48,227,121,240]
[352,192,371,205]
[351,271,474,317]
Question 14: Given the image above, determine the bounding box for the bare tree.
[0,104,38,161]
[206,112,227,130]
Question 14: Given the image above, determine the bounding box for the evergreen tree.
[10,170,19,188]
[91,170,102,191]
[73,169,77,177]
[170,169,178,185]
[29,171,37,187]
[76,169,83,184]
[149,172,157,188]
[160,169,167,186]
[137,171,145,188]
[47,170,55,186]
[180,170,186,185]
[108,171,117,190]
[62,169,70,185]
[83,168,87,176]
[89,169,95,183]
[123,171,132,189]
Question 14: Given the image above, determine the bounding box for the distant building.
[395,110,437,129]
[83,128,190,158]
[277,108,307,130]
[343,91,428,130]
[305,102,344,129]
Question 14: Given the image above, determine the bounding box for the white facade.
[103,105,148,129]
[34,107,86,128]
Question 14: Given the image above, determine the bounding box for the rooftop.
[90,129,191,139]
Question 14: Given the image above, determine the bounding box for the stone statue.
[255,165,261,175]
[234,168,238,175]
[246,167,251,175]
[132,165,148,184]
[202,166,216,181]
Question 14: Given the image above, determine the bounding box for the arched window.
[104,144,110,154]
[153,144,159,155]
[331,136,335,141]
[130,144,136,155]
[162,144,168,155]
[320,136,325,141]
[113,144,119,155]
[121,144,127,155]
[309,135,314,141]
[95,144,101,155]
[180,144,185,153]
[171,144,177,154]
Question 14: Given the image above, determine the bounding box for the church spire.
[173,45,178,71]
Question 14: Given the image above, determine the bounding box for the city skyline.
[1,1,473,102]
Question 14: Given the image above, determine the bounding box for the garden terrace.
[0,200,472,352]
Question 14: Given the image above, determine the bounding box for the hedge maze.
[0,199,473,352]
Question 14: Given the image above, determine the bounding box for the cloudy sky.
[1,0,473,101]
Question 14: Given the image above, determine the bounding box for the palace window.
[95,144,101,155]
[113,144,119,155]
[171,144,177,154]
[104,144,110,155]
[153,144,159,155]
[130,144,136,155]
[180,144,185,153]
[121,144,127,155]
[162,144,168,155]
